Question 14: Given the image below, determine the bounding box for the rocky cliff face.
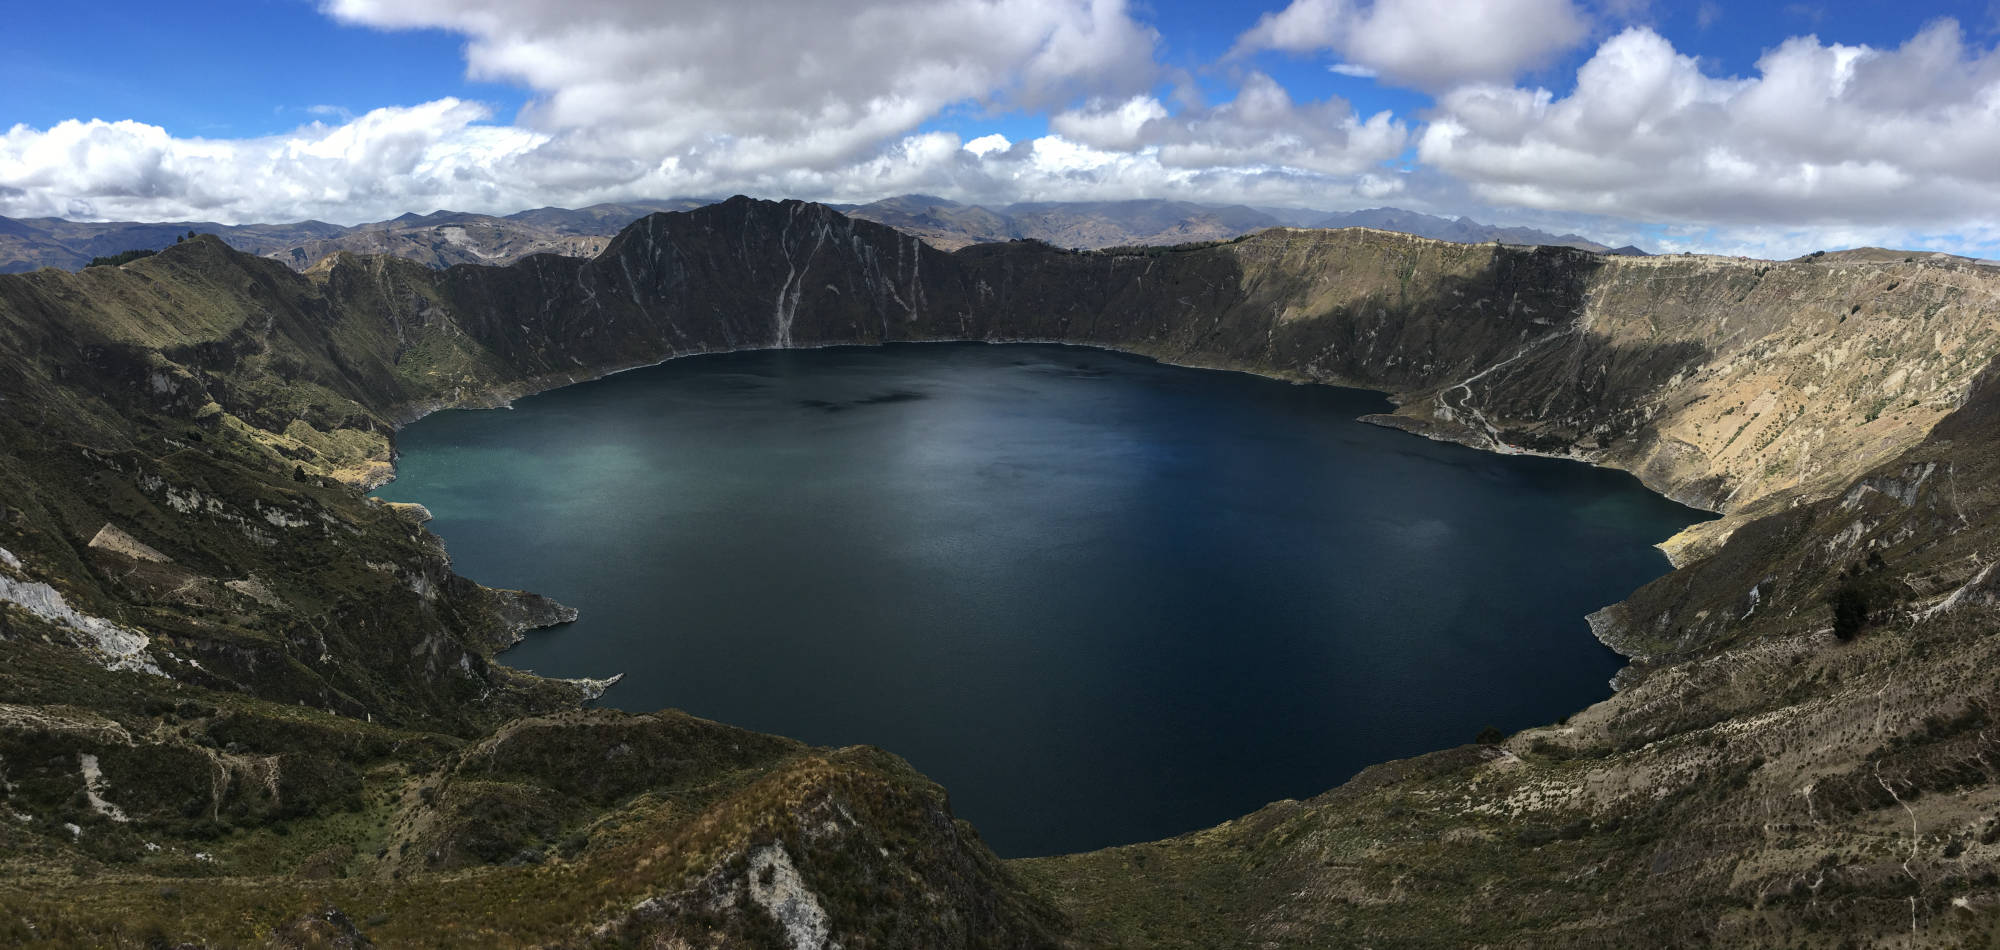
[2,197,1998,946]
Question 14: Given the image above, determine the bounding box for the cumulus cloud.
[323,0,1159,175]
[11,0,1997,261]
[0,100,547,222]
[0,0,1415,225]
[970,132,1408,206]
[962,133,1014,157]
[1232,0,1347,56]
[1417,20,2000,231]
[1051,95,1170,149]
[0,97,1404,225]
[1052,74,1407,176]
[1233,0,1591,90]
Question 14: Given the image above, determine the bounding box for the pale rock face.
[386,501,434,524]
[258,504,312,528]
[87,523,172,563]
[745,842,835,950]
[224,575,285,608]
[566,673,623,702]
[0,546,166,677]
[78,754,129,823]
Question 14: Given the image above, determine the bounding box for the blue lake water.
[374,343,1707,857]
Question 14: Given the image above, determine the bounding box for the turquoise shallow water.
[374,342,1708,857]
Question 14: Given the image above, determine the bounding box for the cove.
[373,342,1708,857]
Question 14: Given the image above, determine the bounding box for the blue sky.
[2,0,1998,258]
[3,3,513,136]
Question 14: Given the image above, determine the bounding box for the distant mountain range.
[832,195,1642,256]
[0,196,1643,274]
[0,199,713,274]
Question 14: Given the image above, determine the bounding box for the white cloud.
[1234,0,1591,90]
[967,133,1408,207]
[1232,0,1348,53]
[1051,95,1170,149]
[0,100,547,223]
[7,0,1997,262]
[0,0,1177,223]
[0,100,1403,226]
[0,0,1408,228]
[1050,74,1408,176]
[1417,21,2000,232]
[962,133,1013,157]
[1153,75,1407,176]
[323,0,1159,174]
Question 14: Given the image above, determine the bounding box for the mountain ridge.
[0,196,1638,275]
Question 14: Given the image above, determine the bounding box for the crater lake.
[372,342,1709,857]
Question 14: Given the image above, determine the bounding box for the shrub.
[86,248,157,268]
[1829,582,1870,642]
[1516,824,1557,847]
[1528,739,1575,761]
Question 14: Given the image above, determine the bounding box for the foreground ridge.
[1,197,1998,946]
